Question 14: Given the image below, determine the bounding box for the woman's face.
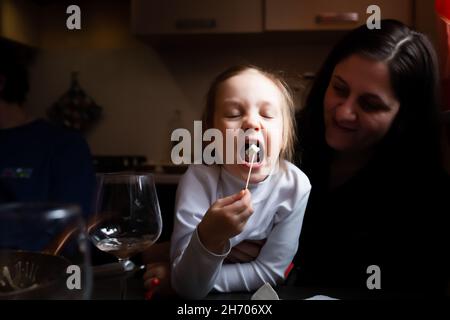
[324,54,400,154]
[213,70,284,183]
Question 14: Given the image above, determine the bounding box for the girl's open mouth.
[240,139,265,168]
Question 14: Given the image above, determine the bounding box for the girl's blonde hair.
[202,65,297,161]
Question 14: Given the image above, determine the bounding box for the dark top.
[293,156,450,298]
[0,119,95,218]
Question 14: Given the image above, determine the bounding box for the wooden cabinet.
[265,0,413,31]
[132,0,414,36]
[131,0,263,35]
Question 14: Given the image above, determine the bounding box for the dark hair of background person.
[296,19,443,180]
[0,39,35,106]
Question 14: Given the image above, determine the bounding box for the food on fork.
[245,144,260,189]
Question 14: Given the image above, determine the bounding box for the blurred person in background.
[0,40,95,221]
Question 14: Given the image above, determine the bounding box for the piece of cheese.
[246,144,260,156]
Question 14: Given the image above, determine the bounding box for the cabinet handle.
[316,12,359,24]
[175,18,217,30]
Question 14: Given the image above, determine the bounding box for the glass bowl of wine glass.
[88,173,163,299]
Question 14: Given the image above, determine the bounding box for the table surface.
[91,266,146,300]
[90,263,390,300]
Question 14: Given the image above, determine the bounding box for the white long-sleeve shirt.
[170,161,311,299]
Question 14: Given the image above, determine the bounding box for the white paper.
[251,282,280,300]
[304,295,338,300]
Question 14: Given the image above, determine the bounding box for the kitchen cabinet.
[131,0,263,35]
[265,0,413,31]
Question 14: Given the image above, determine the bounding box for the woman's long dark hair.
[297,19,443,182]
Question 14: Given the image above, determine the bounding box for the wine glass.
[0,203,92,300]
[88,173,162,299]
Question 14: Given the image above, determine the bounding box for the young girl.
[170,65,311,299]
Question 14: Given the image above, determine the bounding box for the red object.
[436,0,450,22]
[151,278,161,286]
[284,262,294,278]
[436,1,450,110]
[144,278,161,300]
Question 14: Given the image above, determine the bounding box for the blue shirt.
[0,119,95,218]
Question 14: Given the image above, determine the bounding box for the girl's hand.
[197,189,254,254]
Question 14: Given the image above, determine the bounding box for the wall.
[0,0,40,46]
[415,0,439,49]
[25,0,334,165]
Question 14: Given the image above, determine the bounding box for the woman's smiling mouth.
[332,119,358,132]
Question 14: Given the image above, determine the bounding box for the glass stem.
[118,258,128,300]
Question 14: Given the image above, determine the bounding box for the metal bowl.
[0,250,71,300]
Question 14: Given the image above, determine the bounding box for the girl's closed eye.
[223,104,243,118]
[260,109,275,119]
[261,111,275,119]
[260,104,278,119]
[225,109,242,118]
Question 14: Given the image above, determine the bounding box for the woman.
[292,19,450,298]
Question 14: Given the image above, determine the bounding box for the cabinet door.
[132,0,263,34]
[265,0,413,31]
